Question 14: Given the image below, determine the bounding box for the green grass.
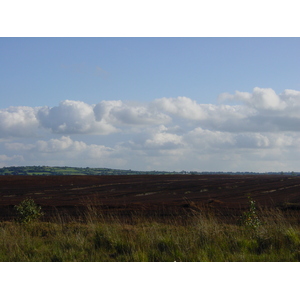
[0,206,299,261]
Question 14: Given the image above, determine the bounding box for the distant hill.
[0,166,174,176]
[0,166,299,176]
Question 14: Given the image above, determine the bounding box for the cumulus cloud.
[31,136,114,160]
[2,88,300,140]
[152,96,256,132]
[4,136,118,168]
[93,100,122,122]
[234,133,270,148]
[218,87,286,110]
[152,96,206,120]
[94,100,170,126]
[143,125,184,150]
[3,87,300,171]
[112,105,170,125]
[0,154,24,162]
[35,136,86,153]
[37,100,118,135]
[184,127,235,150]
[0,153,24,167]
[5,142,35,151]
[35,99,170,135]
[154,88,300,133]
[0,106,39,138]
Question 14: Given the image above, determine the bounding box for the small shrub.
[239,195,261,230]
[14,198,44,224]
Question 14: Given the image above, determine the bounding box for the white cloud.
[4,136,119,168]
[3,88,300,140]
[37,100,118,135]
[35,136,86,153]
[32,136,115,160]
[0,154,23,161]
[93,100,122,122]
[234,133,270,148]
[184,127,235,150]
[144,125,183,149]
[0,106,39,138]
[94,100,170,126]
[35,99,170,136]
[152,96,206,120]
[5,142,35,151]
[0,154,24,167]
[3,87,300,171]
[112,105,170,125]
[218,87,286,110]
[154,88,300,133]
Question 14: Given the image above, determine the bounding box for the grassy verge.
[0,205,299,262]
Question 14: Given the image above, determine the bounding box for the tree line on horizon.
[0,166,299,176]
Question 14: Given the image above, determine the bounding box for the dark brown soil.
[1,174,300,222]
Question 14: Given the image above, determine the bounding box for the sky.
[1,37,300,172]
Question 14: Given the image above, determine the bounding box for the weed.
[14,198,44,224]
[0,205,299,261]
[239,195,261,230]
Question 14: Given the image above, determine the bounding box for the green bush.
[14,198,44,224]
[239,195,261,230]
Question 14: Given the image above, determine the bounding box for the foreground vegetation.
[0,203,299,262]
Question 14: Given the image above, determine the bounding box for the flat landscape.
[1,174,300,221]
[1,174,300,261]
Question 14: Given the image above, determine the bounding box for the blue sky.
[2,38,300,108]
[1,37,300,172]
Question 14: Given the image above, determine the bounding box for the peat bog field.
[1,174,300,222]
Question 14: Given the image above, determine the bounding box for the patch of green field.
[0,166,175,175]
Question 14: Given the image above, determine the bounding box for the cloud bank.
[2,87,300,172]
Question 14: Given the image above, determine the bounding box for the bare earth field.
[1,174,300,222]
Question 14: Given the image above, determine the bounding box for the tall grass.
[0,205,299,261]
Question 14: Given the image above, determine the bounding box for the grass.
[0,203,299,262]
